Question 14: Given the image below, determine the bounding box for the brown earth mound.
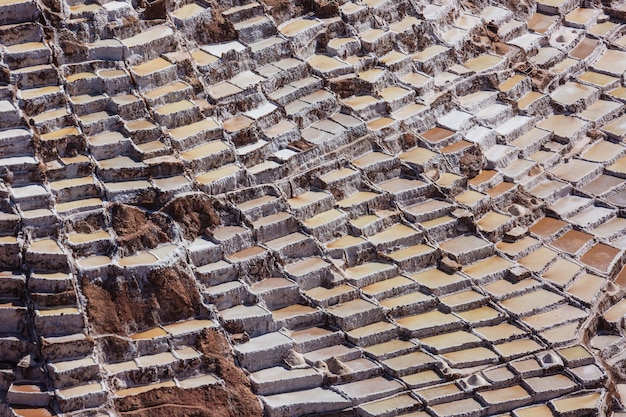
[201,1,237,44]
[111,203,171,256]
[82,266,203,335]
[161,194,220,241]
[115,329,263,417]
[70,212,104,234]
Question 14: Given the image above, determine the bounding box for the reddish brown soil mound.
[111,203,171,256]
[200,1,237,44]
[460,147,484,179]
[82,266,203,335]
[71,212,104,234]
[115,329,263,417]
[143,0,167,19]
[161,194,220,241]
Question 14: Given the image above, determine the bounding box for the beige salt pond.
[498,74,526,93]
[380,289,434,311]
[361,275,415,298]
[581,139,625,163]
[570,37,599,60]
[421,330,481,352]
[338,191,379,208]
[118,244,176,267]
[180,141,229,161]
[590,20,618,37]
[551,392,602,414]
[442,346,498,367]
[529,217,568,240]
[464,54,503,72]
[115,380,176,397]
[131,57,173,77]
[171,2,205,19]
[179,374,219,389]
[399,147,437,166]
[320,168,357,183]
[344,95,379,111]
[388,243,435,261]
[603,114,626,138]
[474,322,526,342]
[368,224,417,245]
[550,230,593,255]
[279,18,320,37]
[501,288,564,316]
[41,126,79,141]
[463,256,513,280]
[307,54,350,74]
[358,394,419,416]
[169,118,220,140]
[344,261,395,281]
[197,164,240,184]
[135,351,176,368]
[68,230,110,245]
[288,191,330,209]
[441,236,492,258]
[104,360,139,375]
[57,381,105,398]
[541,258,580,287]
[528,12,558,33]
[566,273,605,304]
[191,49,218,67]
[493,338,543,358]
[226,245,266,262]
[478,384,530,408]
[392,103,427,121]
[409,269,467,295]
[457,305,504,325]
[155,99,195,116]
[298,210,340,234]
[550,82,597,106]
[367,118,395,131]
[454,190,488,207]
[538,115,586,139]
[32,108,69,124]
[77,255,111,269]
[420,127,455,145]
[594,49,626,76]
[396,310,461,334]
[363,339,416,359]
[517,91,546,112]
[518,246,558,272]
[496,237,540,259]
[477,211,511,233]
[12,408,54,417]
[130,327,167,340]
[440,289,486,311]
[515,404,555,417]
[30,239,62,254]
[565,7,598,24]
[98,69,126,79]
[144,81,188,100]
[122,25,173,48]
[581,243,621,273]
[608,87,626,103]
[20,85,60,99]
[578,71,618,89]
[524,305,586,331]
[51,357,96,374]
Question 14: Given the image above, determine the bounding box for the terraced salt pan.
[171,3,206,19]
